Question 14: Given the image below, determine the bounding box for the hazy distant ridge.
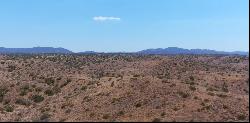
[137,47,249,56]
[0,47,72,54]
[0,47,248,55]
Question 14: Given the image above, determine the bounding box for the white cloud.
[93,16,121,21]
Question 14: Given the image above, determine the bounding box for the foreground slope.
[0,54,249,122]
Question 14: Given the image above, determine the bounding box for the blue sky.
[0,0,249,52]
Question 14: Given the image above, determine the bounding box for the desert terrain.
[0,54,248,122]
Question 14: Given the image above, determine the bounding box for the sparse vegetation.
[0,54,248,122]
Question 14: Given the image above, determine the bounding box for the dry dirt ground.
[0,54,248,122]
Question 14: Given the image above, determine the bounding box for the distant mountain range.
[0,47,248,56]
[0,47,72,54]
[138,47,249,56]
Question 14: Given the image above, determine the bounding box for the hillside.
[0,54,248,122]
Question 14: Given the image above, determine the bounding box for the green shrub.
[52,86,61,94]
[133,74,140,78]
[216,94,227,98]
[135,103,142,108]
[21,84,30,90]
[66,78,72,83]
[204,99,209,102]
[189,86,196,91]
[222,105,228,109]
[0,87,8,102]
[81,86,87,91]
[44,78,55,85]
[173,107,179,111]
[44,89,54,96]
[19,90,28,96]
[189,76,194,81]
[40,113,50,121]
[169,84,176,87]
[186,81,195,85]
[152,118,161,122]
[237,114,246,120]
[202,105,212,110]
[31,95,44,103]
[222,82,229,93]
[207,92,215,96]
[4,105,14,112]
[118,111,124,116]
[161,112,166,117]
[111,98,119,104]
[102,114,110,119]
[31,84,36,88]
[206,86,218,92]
[35,87,43,92]
[194,96,198,100]
[177,91,190,98]
[7,65,16,72]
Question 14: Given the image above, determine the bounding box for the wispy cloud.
[93,16,121,21]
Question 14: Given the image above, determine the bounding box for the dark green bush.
[152,118,161,122]
[237,114,246,120]
[4,105,14,112]
[0,87,8,102]
[189,86,196,91]
[31,95,44,103]
[44,78,55,85]
[189,76,194,81]
[44,89,54,96]
[177,91,190,98]
[135,103,142,108]
[102,114,110,119]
